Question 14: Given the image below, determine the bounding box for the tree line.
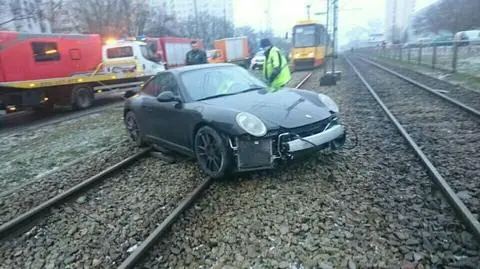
[0,0,291,52]
[413,0,480,36]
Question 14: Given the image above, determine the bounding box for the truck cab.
[102,41,166,76]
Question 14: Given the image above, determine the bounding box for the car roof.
[168,63,238,74]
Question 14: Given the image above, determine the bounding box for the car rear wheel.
[194,126,232,179]
[125,111,145,147]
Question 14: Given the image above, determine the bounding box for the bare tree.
[413,0,480,35]
[174,12,234,48]
[66,0,153,37]
[145,9,177,37]
[236,26,258,52]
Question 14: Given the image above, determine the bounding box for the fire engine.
[0,31,166,114]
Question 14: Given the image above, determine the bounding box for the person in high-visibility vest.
[260,38,291,91]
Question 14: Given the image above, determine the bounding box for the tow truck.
[0,31,165,116]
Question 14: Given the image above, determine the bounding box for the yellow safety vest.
[263,46,291,91]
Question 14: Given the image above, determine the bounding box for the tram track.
[117,70,315,269]
[0,71,315,268]
[356,56,480,116]
[131,63,479,268]
[0,148,151,239]
[346,56,480,243]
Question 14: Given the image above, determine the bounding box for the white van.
[102,41,166,76]
[454,30,480,46]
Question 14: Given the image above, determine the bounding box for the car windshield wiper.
[196,93,238,101]
[239,85,266,93]
[196,85,266,101]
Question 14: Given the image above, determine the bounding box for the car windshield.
[180,66,267,101]
[140,45,157,62]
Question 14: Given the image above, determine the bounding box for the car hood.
[199,88,332,129]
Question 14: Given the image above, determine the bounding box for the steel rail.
[346,57,480,243]
[0,147,151,239]
[295,72,313,89]
[117,71,316,268]
[118,177,213,269]
[357,56,480,118]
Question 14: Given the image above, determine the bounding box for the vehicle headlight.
[235,112,267,137]
[318,93,339,113]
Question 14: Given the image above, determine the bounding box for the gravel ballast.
[358,55,480,110]
[350,57,480,217]
[132,60,479,268]
[0,140,139,224]
[0,156,206,268]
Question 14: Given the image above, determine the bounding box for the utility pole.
[265,0,272,33]
[331,0,338,73]
[223,0,227,37]
[194,0,199,39]
[392,0,396,43]
[323,0,330,75]
[320,0,341,86]
[306,4,311,20]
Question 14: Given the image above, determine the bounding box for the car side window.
[142,73,179,97]
[142,76,162,96]
[159,73,180,95]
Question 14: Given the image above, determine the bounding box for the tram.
[290,19,330,71]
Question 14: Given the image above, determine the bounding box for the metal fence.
[359,44,480,79]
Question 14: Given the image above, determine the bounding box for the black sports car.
[123,63,346,178]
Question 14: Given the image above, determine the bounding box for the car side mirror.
[157,91,180,103]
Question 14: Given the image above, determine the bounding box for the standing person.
[260,38,291,91]
[185,40,207,65]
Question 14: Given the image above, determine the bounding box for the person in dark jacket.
[185,40,207,65]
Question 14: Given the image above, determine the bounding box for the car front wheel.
[125,111,145,147]
[194,126,232,179]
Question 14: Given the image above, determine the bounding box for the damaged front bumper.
[285,125,345,152]
[229,120,346,172]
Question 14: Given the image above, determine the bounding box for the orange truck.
[207,36,250,68]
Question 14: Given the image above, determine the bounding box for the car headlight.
[235,112,267,137]
[318,93,339,113]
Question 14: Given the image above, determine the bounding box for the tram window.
[316,25,325,44]
[294,26,316,47]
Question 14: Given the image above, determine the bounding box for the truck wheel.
[73,86,93,110]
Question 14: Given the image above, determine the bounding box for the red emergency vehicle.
[145,37,203,68]
[0,31,161,113]
[0,31,102,82]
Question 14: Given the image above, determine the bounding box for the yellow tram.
[290,19,330,71]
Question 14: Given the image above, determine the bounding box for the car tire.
[124,111,146,147]
[194,126,232,179]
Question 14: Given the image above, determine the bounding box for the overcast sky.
[233,0,438,45]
